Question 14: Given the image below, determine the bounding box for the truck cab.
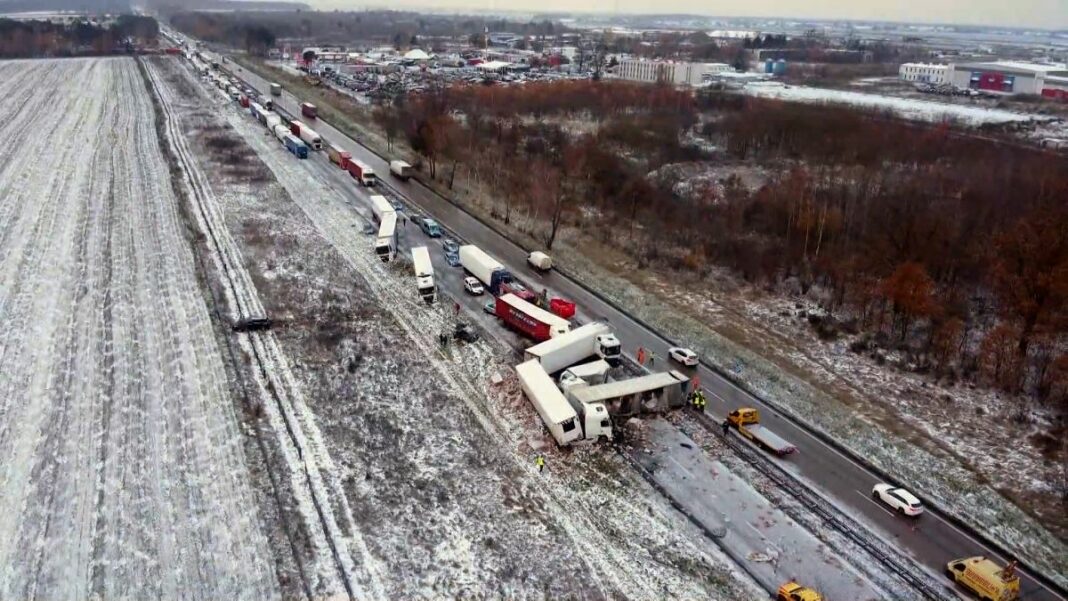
[777,582,823,601]
[728,408,760,427]
[946,556,1019,601]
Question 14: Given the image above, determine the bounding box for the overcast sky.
[313,0,1067,30]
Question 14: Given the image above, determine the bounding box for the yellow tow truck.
[776,581,823,601]
[945,556,1020,601]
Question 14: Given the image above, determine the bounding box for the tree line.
[0,15,159,58]
[373,79,1067,411]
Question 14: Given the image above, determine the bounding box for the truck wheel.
[872,490,880,500]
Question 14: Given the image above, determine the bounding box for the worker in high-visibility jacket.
[535,454,545,473]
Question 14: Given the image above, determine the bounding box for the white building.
[899,62,949,84]
[947,61,1068,97]
[616,60,731,87]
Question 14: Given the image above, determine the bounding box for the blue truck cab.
[284,134,308,159]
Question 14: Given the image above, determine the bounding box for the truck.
[369,194,394,224]
[327,144,351,169]
[515,360,583,446]
[270,82,282,96]
[289,119,304,137]
[272,124,290,143]
[375,212,397,262]
[411,246,435,303]
[297,125,323,150]
[301,102,318,119]
[495,293,570,342]
[390,160,413,180]
[567,371,689,417]
[559,359,611,387]
[524,322,621,375]
[283,134,309,159]
[263,98,274,111]
[945,557,1019,601]
[459,245,513,296]
[249,102,265,122]
[726,408,797,456]
[347,159,376,186]
[776,582,823,601]
[527,251,552,271]
[265,113,282,131]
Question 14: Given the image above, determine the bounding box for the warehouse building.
[947,61,1068,97]
[899,63,949,84]
[616,60,731,86]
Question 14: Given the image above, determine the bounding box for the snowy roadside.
[162,56,766,599]
[553,243,1068,588]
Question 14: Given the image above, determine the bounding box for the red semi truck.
[495,293,570,342]
[301,102,318,119]
[289,119,304,137]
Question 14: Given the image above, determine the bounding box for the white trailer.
[459,245,512,295]
[265,113,282,131]
[527,251,553,271]
[249,101,265,122]
[569,370,690,417]
[411,246,435,303]
[297,125,323,150]
[272,124,290,143]
[524,322,622,374]
[375,212,397,262]
[370,194,394,224]
[390,160,413,180]
[515,360,583,446]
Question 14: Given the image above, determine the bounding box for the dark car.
[442,238,460,254]
[454,322,479,343]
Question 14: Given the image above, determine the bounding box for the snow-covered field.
[742,81,1052,126]
[154,56,765,599]
[0,58,279,599]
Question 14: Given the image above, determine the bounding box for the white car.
[463,277,484,295]
[668,347,699,367]
[872,483,924,516]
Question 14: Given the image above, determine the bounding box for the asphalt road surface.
[225,61,1065,601]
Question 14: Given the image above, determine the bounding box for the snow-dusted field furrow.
[143,59,368,599]
[0,57,278,600]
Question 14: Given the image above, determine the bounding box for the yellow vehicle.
[727,408,797,456]
[776,581,823,601]
[945,556,1020,601]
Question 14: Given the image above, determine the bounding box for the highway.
[225,60,1065,601]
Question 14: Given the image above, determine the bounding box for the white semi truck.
[370,194,394,224]
[516,360,611,445]
[411,246,435,303]
[458,245,512,296]
[559,359,611,387]
[297,124,323,150]
[375,212,397,262]
[523,322,621,375]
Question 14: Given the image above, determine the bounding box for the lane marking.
[856,489,898,518]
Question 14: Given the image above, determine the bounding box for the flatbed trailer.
[728,408,797,456]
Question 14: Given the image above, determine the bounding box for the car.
[464,277,484,295]
[444,251,461,267]
[483,300,496,314]
[389,199,404,212]
[668,347,699,367]
[454,322,479,343]
[872,483,924,516]
[441,238,460,254]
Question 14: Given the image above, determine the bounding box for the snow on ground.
[158,56,765,599]
[742,81,1052,126]
[0,58,279,599]
[553,243,1068,588]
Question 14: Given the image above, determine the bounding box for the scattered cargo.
[527,251,553,271]
[945,557,1019,601]
[459,245,513,295]
[390,160,413,180]
[495,293,570,342]
[548,298,576,319]
[269,82,282,96]
[283,134,308,159]
[301,102,318,119]
[411,246,436,303]
[727,408,797,456]
[327,144,351,170]
[515,360,583,446]
[523,322,621,375]
[347,159,376,186]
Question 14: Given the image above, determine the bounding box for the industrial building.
[899,63,949,84]
[615,60,732,86]
[947,61,1068,97]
